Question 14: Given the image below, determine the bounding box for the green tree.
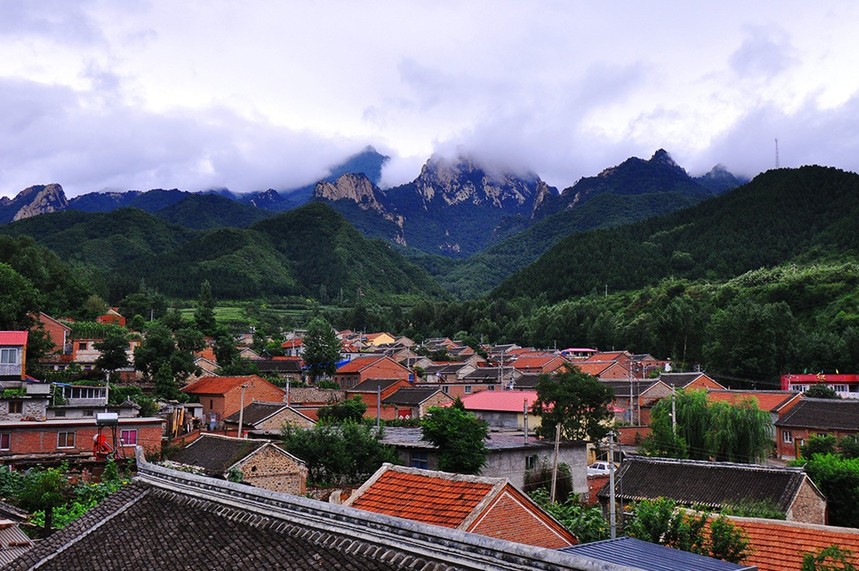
[625,498,749,563]
[95,330,130,381]
[302,316,341,383]
[19,465,70,536]
[802,453,859,527]
[421,399,488,474]
[642,390,771,463]
[801,545,857,571]
[802,435,839,458]
[531,367,614,442]
[194,280,217,336]
[133,322,200,387]
[0,263,41,330]
[318,396,367,424]
[212,326,240,366]
[281,421,398,485]
[804,384,841,399]
[528,488,609,543]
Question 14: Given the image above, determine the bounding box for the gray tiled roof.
[223,401,287,425]
[775,398,859,431]
[597,456,810,512]
[382,387,441,406]
[5,452,630,571]
[561,537,755,571]
[349,378,405,393]
[169,434,267,475]
[601,380,661,397]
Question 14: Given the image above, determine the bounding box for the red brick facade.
[182,375,285,425]
[469,488,575,548]
[0,418,164,457]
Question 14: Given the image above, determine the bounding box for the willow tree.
[642,390,771,463]
[707,398,773,463]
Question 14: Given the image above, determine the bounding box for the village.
[1,306,859,570]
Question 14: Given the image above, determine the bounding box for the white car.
[587,461,616,476]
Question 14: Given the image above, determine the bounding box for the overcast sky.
[2,1,859,199]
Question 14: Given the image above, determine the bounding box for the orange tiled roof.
[196,347,217,362]
[706,390,799,413]
[335,356,386,374]
[181,375,265,395]
[729,516,859,571]
[574,362,612,376]
[348,468,495,528]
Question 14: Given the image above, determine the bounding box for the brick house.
[599,456,827,524]
[575,361,631,380]
[455,389,543,431]
[167,433,307,495]
[181,375,285,428]
[223,401,316,437]
[344,463,576,549]
[657,372,726,390]
[33,313,71,355]
[95,308,126,327]
[333,356,409,390]
[0,331,27,381]
[512,355,569,375]
[345,378,412,421]
[707,389,802,454]
[601,379,673,425]
[774,397,859,459]
[380,387,453,420]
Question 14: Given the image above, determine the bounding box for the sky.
[2,1,859,199]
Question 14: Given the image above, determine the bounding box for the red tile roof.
[0,331,28,346]
[458,390,543,413]
[574,362,612,376]
[347,467,497,528]
[181,375,267,395]
[195,347,216,362]
[729,516,859,571]
[281,338,303,349]
[706,390,799,413]
[335,356,386,374]
[512,356,566,371]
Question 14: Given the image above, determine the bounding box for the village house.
[657,371,726,390]
[426,366,519,398]
[344,463,576,549]
[781,372,859,398]
[380,386,452,420]
[95,307,126,327]
[33,313,71,355]
[574,360,632,381]
[345,378,412,421]
[379,427,589,494]
[421,361,476,383]
[0,332,27,382]
[511,354,569,375]
[5,448,631,571]
[223,401,316,437]
[599,456,827,524]
[332,355,409,390]
[167,433,307,494]
[455,389,543,431]
[599,379,673,426]
[774,397,859,459]
[181,374,285,429]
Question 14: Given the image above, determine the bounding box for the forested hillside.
[494,166,859,302]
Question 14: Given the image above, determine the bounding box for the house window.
[0,348,18,364]
[120,429,138,446]
[488,385,496,391]
[210,399,214,409]
[818,432,828,438]
[8,401,22,414]
[78,342,87,351]
[57,431,75,449]
[441,386,449,394]
[783,431,793,443]
[525,455,538,471]
[0,433,10,451]
[54,410,66,417]
[410,450,429,469]
[464,386,472,394]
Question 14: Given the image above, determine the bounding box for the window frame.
[120,428,138,446]
[0,432,10,451]
[0,348,18,364]
[410,450,429,469]
[8,401,22,414]
[782,430,793,443]
[57,431,76,449]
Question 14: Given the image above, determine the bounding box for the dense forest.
[2,165,857,387]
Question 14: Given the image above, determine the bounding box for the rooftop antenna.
[775,138,780,169]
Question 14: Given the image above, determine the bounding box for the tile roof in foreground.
[6,449,625,571]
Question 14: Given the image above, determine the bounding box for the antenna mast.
[775,138,780,168]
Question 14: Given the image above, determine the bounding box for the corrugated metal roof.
[562,537,756,570]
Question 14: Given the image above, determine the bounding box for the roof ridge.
[628,455,805,473]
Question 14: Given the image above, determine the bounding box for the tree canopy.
[531,367,614,442]
[302,316,341,383]
[421,399,488,474]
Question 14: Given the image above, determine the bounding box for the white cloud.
[1,1,859,198]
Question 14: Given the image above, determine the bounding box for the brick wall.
[469,488,575,548]
[0,420,163,457]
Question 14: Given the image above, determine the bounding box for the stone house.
[167,433,307,495]
[598,456,827,524]
[345,463,576,549]
[223,401,316,437]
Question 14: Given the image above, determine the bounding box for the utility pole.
[609,431,616,539]
[376,384,381,429]
[671,385,677,435]
[550,423,561,503]
[237,384,248,438]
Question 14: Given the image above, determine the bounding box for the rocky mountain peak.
[314,173,386,213]
[6,183,68,222]
[414,155,541,212]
